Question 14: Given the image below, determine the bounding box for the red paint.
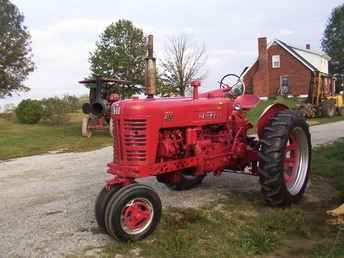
[121,199,152,231]
[234,94,260,110]
[284,132,298,186]
[191,80,201,99]
[105,85,288,188]
[256,103,289,139]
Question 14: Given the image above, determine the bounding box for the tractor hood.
[112,96,235,128]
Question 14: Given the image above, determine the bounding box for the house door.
[279,75,289,96]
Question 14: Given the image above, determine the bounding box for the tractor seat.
[234,94,260,110]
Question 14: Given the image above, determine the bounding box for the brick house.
[243,37,334,98]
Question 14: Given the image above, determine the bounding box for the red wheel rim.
[284,132,298,187]
[283,127,309,195]
[120,198,153,235]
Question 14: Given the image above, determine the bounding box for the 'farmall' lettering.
[199,111,217,120]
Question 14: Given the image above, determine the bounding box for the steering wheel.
[219,73,246,97]
[219,74,240,89]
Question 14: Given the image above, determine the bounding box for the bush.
[62,95,80,112]
[15,99,43,124]
[41,97,70,125]
[0,112,16,121]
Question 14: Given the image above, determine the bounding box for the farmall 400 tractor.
[95,35,311,241]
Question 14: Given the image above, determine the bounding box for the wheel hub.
[121,198,153,234]
[283,127,309,195]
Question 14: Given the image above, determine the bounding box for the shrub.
[62,95,80,112]
[0,112,15,121]
[41,97,70,125]
[15,99,43,124]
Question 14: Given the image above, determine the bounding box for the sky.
[0,0,342,110]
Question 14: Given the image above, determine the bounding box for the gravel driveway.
[1,121,344,258]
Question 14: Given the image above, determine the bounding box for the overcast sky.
[0,0,342,109]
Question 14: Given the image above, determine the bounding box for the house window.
[272,55,280,68]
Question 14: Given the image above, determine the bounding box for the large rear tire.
[105,183,161,241]
[339,108,344,116]
[321,100,336,117]
[258,110,311,206]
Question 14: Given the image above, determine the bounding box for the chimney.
[257,37,270,95]
[306,44,310,50]
[258,37,268,63]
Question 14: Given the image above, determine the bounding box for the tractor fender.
[256,103,289,139]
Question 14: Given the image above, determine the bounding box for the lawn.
[0,113,112,160]
[99,139,344,258]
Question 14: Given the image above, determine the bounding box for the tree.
[160,35,207,96]
[41,97,70,125]
[89,20,146,98]
[321,3,344,91]
[0,0,34,98]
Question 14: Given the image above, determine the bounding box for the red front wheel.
[104,183,161,241]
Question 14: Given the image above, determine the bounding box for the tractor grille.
[123,119,147,162]
[113,119,120,163]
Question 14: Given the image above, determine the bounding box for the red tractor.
[79,77,133,137]
[95,35,311,241]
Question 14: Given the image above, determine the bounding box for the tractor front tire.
[105,183,161,241]
[157,170,205,191]
[81,116,92,137]
[258,110,311,207]
[95,185,122,230]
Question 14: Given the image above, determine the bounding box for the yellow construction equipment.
[327,204,344,225]
[298,72,344,118]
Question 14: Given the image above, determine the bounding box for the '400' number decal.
[199,111,217,119]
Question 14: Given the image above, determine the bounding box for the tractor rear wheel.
[104,183,161,241]
[339,108,344,116]
[81,116,92,137]
[157,169,205,191]
[95,185,122,230]
[258,110,311,207]
[321,100,336,117]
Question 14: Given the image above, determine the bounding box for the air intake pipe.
[145,35,156,98]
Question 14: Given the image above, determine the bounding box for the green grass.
[0,114,112,160]
[311,138,344,200]
[99,140,344,258]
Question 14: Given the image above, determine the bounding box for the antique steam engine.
[79,77,133,137]
[95,35,311,241]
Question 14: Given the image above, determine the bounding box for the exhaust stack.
[145,35,156,98]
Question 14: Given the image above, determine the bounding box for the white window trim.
[272,55,280,68]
